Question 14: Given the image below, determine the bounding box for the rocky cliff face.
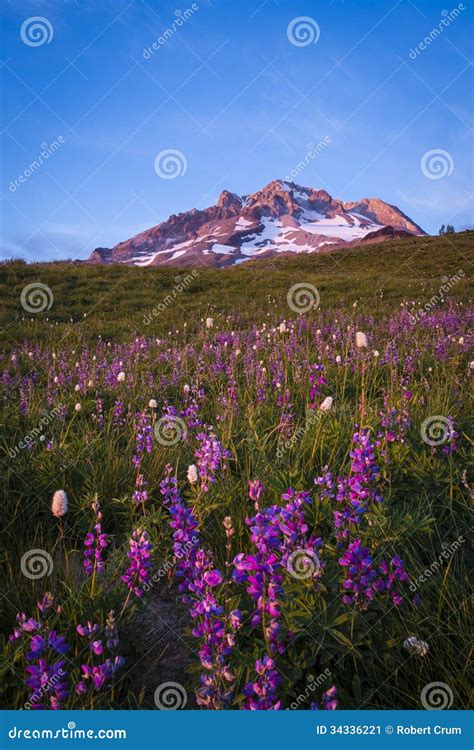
[87,180,425,268]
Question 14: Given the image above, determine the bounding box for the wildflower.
[121,529,152,598]
[248,479,264,505]
[83,500,109,576]
[11,599,69,710]
[51,490,68,518]
[242,656,281,710]
[355,331,368,348]
[335,355,342,365]
[195,431,230,492]
[113,400,125,428]
[117,371,126,382]
[223,516,234,539]
[132,412,153,467]
[187,464,199,485]
[319,396,333,412]
[160,467,237,709]
[149,398,157,409]
[278,322,287,334]
[76,619,124,695]
[75,403,81,412]
[310,685,338,710]
[373,350,380,357]
[206,317,214,329]
[338,539,376,608]
[403,636,429,657]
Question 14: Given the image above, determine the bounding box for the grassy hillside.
[0,232,472,348]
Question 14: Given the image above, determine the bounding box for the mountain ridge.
[87,179,426,268]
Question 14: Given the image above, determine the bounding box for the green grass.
[0,231,472,710]
[0,232,472,346]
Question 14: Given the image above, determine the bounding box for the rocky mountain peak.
[87,180,425,268]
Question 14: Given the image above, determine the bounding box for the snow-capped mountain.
[87,180,425,268]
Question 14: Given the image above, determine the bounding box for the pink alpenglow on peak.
[87,180,425,269]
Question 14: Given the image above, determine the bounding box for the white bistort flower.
[187,464,199,485]
[319,396,333,412]
[117,371,126,382]
[206,317,214,329]
[51,490,68,517]
[355,331,368,348]
[403,636,429,657]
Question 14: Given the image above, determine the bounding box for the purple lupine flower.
[308,363,327,410]
[10,596,69,710]
[242,655,281,710]
[233,505,283,652]
[234,487,322,663]
[339,539,377,608]
[76,613,124,696]
[310,685,338,710]
[121,529,152,598]
[248,479,265,509]
[339,540,411,609]
[195,431,230,492]
[316,428,383,542]
[112,400,125,428]
[160,466,238,709]
[132,473,149,505]
[131,411,153,504]
[26,658,69,710]
[83,500,108,576]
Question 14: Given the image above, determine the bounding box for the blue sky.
[1,0,473,261]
